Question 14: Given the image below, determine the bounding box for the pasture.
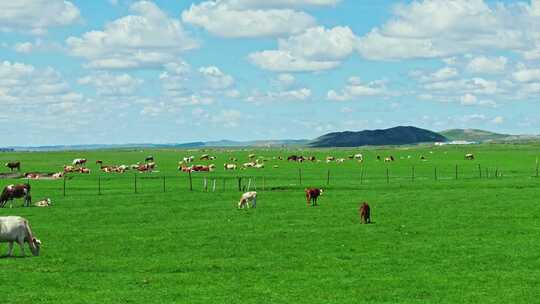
[1,144,540,303]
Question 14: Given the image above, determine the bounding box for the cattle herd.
[0,151,478,257]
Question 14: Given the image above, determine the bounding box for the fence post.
[204,177,208,192]
[455,164,458,180]
[434,167,438,181]
[63,175,66,197]
[412,165,415,182]
[360,165,364,185]
[478,164,482,178]
[495,168,499,179]
[188,171,193,191]
[163,176,166,192]
[327,169,330,185]
[247,178,252,191]
[98,175,101,195]
[298,168,302,185]
[238,177,242,192]
[212,179,216,192]
[386,168,390,184]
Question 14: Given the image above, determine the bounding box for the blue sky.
[2,0,540,146]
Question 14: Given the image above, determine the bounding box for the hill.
[310,126,447,147]
[439,129,510,142]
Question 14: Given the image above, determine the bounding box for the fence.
[15,160,537,198]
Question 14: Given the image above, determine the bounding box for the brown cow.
[359,202,371,224]
[305,188,323,207]
[5,162,20,172]
[0,184,31,208]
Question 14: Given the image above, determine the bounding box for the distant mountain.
[310,126,447,147]
[440,129,510,142]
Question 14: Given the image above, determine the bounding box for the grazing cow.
[305,188,323,207]
[359,202,371,224]
[465,153,475,160]
[326,156,335,162]
[254,163,264,169]
[0,216,41,257]
[5,162,20,172]
[72,158,87,166]
[0,184,31,208]
[183,156,194,163]
[242,162,256,169]
[34,198,52,207]
[95,160,103,165]
[24,173,40,179]
[224,163,237,170]
[420,155,427,160]
[376,155,381,161]
[287,155,299,162]
[229,157,238,162]
[306,156,316,162]
[354,154,363,161]
[384,156,395,162]
[145,156,154,162]
[238,191,257,209]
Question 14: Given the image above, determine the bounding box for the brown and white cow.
[305,188,323,207]
[0,184,31,208]
[359,202,371,224]
[5,161,20,172]
[72,158,87,166]
[465,153,475,160]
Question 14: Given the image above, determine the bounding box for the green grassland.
[0,143,540,303]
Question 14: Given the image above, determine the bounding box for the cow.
[420,155,427,160]
[5,161,20,172]
[376,155,381,161]
[384,156,394,162]
[0,216,41,257]
[336,158,345,163]
[224,163,237,170]
[52,172,64,179]
[359,202,371,224]
[229,157,238,162]
[34,198,52,207]
[200,154,210,161]
[242,162,256,169]
[95,160,103,165]
[287,155,299,162]
[183,156,194,163]
[145,156,154,162]
[79,168,90,174]
[305,188,323,207]
[326,156,335,162]
[0,184,31,208]
[306,156,316,162]
[465,153,475,160]
[354,154,363,161]
[63,165,76,173]
[72,158,87,166]
[238,191,257,209]
[248,154,256,159]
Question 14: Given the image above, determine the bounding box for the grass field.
[1,143,540,303]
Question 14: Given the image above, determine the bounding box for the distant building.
[0,148,14,152]
[435,141,478,146]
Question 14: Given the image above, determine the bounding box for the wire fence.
[11,160,539,199]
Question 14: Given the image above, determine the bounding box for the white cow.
[0,216,41,257]
[354,153,363,161]
[34,198,52,207]
[238,191,257,209]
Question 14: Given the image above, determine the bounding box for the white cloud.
[249,26,357,72]
[491,116,505,124]
[249,50,340,72]
[273,73,296,88]
[182,1,316,38]
[246,88,311,103]
[13,42,33,54]
[67,1,198,69]
[424,77,499,95]
[78,72,143,96]
[0,0,80,35]
[222,0,340,9]
[199,66,235,89]
[357,0,530,60]
[327,77,389,101]
[415,67,459,83]
[513,68,540,82]
[467,56,507,74]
